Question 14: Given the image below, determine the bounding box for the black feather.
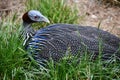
[26,24,120,61]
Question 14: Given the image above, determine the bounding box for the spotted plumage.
[22,10,120,62]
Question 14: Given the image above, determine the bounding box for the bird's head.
[22,10,50,24]
[21,10,50,46]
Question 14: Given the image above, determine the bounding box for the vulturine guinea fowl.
[21,10,120,62]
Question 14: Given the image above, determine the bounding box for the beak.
[41,15,50,23]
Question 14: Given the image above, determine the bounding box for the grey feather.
[26,24,120,61]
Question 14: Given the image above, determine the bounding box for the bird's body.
[27,24,120,61]
[22,10,120,62]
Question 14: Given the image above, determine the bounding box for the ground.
[67,0,120,36]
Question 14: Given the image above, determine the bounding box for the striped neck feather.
[22,22,35,46]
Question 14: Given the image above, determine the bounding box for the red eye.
[34,16,38,19]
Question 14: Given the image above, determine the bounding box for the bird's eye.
[34,16,38,19]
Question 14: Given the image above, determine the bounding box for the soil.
[67,0,120,36]
[0,0,26,19]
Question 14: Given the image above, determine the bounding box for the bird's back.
[27,24,120,61]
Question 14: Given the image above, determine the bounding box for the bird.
[21,10,120,63]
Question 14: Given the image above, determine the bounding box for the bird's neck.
[23,22,32,28]
[22,22,35,46]
[22,22,34,36]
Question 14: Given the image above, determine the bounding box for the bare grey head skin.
[22,10,50,46]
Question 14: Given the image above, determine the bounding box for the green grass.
[0,0,120,80]
[26,0,79,29]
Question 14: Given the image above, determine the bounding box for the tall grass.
[26,0,78,29]
[0,0,120,80]
[0,16,29,79]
